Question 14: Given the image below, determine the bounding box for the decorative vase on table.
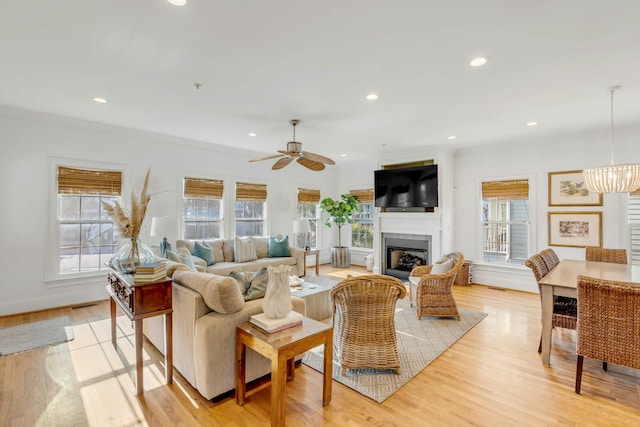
[262,265,293,319]
[112,237,155,273]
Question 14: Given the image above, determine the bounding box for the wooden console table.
[236,317,333,427]
[106,265,173,395]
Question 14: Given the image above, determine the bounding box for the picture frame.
[548,211,602,248]
[548,170,603,206]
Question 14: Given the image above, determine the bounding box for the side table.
[303,249,320,276]
[106,266,173,395]
[236,317,333,427]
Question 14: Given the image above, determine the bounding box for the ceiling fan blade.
[278,150,300,156]
[249,154,284,162]
[272,157,294,170]
[302,151,335,165]
[297,157,325,171]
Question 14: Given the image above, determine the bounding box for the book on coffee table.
[249,311,304,334]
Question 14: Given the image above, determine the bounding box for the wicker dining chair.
[330,274,407,375]
[412,252,465,320]
[584,247,628,264]
[539,248,560,271]
[525,253,577,353]
[575,275,640,394]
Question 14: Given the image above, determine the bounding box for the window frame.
[182,176,224,240]
[47,158,130,283]
[628,190,640,266]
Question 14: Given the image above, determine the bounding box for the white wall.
[453,125,639,292]
[0,108,336,316]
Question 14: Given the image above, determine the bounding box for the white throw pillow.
[234,236,257,263]
[431,258,453,274]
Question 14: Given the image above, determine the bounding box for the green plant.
[319,194,360,247]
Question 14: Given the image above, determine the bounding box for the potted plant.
[319,194,360,267]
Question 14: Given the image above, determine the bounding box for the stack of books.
[134,262,167,284]
[249,311,304,334]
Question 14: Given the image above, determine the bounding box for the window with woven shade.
[481,179,530,265]
[183,177,224,239]
[629,189,640,265]
[296,188,320,248]
[235,182,267,237]
[350,189,374,249]
[56,166,122,275]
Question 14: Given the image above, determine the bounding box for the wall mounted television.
[374,164,438,209]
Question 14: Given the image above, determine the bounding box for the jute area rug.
[0,316,75,356]
[302,296,487,403]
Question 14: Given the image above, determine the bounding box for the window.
[629,189,640,266]
[183,177,223,239]
[350,189,374,249]
[235,182,267,237]
[57,166,121,275]
[481,179,530,265]
[296,188,320,248]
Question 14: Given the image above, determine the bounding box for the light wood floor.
[1,265,640,426]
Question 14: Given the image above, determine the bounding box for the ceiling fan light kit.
[249,119,336,171]
[583,86,640,193]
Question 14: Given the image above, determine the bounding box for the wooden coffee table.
[236,317,333,427]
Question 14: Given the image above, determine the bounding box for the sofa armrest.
[290,246,305,276]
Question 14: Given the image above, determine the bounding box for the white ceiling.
[2,0,639,165]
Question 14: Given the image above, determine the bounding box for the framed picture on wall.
[548,170,603,206]
[548,211,602,248]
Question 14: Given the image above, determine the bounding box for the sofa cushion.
[234,236,257,262]
[193,241,215,266]
[229,267,269,301]
[222,239,235,262]
[167,249,197,271]
[268,235,291,257]
[173,269,245,314]
[253,236,270,259]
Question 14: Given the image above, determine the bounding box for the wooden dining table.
[537,259,640,365]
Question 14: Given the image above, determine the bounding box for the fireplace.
[382,233,431,280]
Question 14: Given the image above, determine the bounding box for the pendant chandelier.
[583,86,640,193]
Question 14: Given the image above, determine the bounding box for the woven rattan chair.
[525,253,577,353]
[585,247,628,264]
[411,252,465,320]
[330,274,406,375]
[539,248,560,271]
[575,275,640,394]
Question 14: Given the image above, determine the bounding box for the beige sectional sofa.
[175,237,305,277]
[143,250,307,400]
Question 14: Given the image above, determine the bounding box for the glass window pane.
[60,224,80,247]
[82,196,100,220]
[60,196,80,220]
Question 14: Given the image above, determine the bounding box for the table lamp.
[150,216,176,257]
[293,219,311,250]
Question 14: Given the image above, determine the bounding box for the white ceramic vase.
[262,265,293,319]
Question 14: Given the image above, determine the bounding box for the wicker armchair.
[330,274,406,375]
[539,248,560,271]
[575,275,640,394]
[411,252,465,320]
[585,247,628,264]
[525,253,577,353]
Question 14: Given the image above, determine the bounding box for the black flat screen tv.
[374,164,438,208]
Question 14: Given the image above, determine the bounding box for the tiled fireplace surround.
[372,213,442,277]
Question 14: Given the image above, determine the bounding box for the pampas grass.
[102,168,151,239]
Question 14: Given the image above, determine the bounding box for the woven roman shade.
[350,189,374,203]
[632,188,640,196]
[184,177,224,199]
[236,182,267,202]
[482,179,529,200]
[298,188,321,204]
[57,166,122,196]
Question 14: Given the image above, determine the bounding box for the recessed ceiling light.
[447,135,457,140]
[469,57,488,67]
[248,132,257,137]
[93,97,108,103]
[341,154,347,157]
[167,0,187,6]
[526,121,538,127]
[366,93,379,101]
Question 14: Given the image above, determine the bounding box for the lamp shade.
[150,216,176,237]
[583,164,640,193]
[293,219,311,234]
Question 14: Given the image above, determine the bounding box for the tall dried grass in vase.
[102,168,152,272]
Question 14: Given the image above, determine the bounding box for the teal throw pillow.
[230,268,269,301]
[193,240,215,266]
[166,249,197,271]
[268,235,291,257]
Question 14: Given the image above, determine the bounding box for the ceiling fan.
[249,119,336,171]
